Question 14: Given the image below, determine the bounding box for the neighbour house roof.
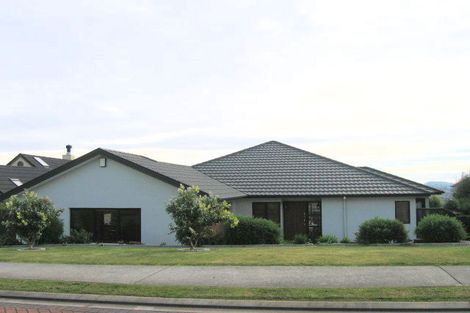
[7,154,70,168]
[0,165,50,194]
[193,141,442,197]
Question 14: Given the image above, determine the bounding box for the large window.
[252,202,280,224]
[70,208,141,243]
[395,201,410,224]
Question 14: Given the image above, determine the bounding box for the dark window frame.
[395,201,410,224]
[252,202,281,224]
[416,198,426,209]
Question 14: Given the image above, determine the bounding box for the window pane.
[266,203,281,224]
[395,201,410,224]
[416,198,426,209]
[252,203,266,219]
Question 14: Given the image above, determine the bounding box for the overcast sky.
[1,0,469,183]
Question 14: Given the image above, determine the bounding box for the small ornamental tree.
[166,185,238,250]
[2,191,62,249]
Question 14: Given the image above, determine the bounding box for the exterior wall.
[231,196,418,241]
[33,157,179,245]
[322,196,417,240]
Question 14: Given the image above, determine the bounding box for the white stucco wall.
[322,196,417,240]
[230,196,419,241]
[32,156,179,245]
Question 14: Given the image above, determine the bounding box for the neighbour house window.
[252,202,281,224]
[395,201,410,224]
[17,161,24,167]
[416,198,426,209]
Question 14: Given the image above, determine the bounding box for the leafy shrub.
[0,204,19,246]
[444,199,459,211]
[429,195,444,208]
[457,215,470,238]
[293,233,309,244]
[416,214,467,242]
[340,236,352,243]
[2,192,63,249]
[38,214,64,244]
[356,217,408,244]
[318,234,338,244]
[166,185,238,249]
[64,229,93,244]
[223,216,280,245]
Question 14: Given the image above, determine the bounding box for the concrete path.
[0,262,469,288]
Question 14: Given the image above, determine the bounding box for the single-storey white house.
[0,141,442,245]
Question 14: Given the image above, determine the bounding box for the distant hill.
[426,181,453,199]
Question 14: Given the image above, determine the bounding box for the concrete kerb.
[0,290,469,312]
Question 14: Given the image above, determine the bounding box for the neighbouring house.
[0,141,442,245]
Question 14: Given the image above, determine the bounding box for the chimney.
[63,144,75,160]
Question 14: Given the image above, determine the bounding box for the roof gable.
[194,141,442,197]
[0,148,245,200]
[7,154,69,168]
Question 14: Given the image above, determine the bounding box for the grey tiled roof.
[358,166,442,195]
[104,149,246,199]
[193,141,442,197]
[0,166,49,194]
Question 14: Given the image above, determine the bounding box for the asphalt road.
[0,262,469,288]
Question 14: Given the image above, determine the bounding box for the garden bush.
[340,236,352,243]
[63,229,93,244]
[0,204,18,246]
[223,216,280,244]
[318,234,338,244]
[293,233,309,244]
[416,214,467,242]
[457,215,470,238]
[38,214,64,244]
[356,217,408,244]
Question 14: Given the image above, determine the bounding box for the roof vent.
[9,178,22,186]
[63,144,75,160]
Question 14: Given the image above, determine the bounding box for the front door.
[283,201,322,241]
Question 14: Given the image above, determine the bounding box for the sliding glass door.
[70,208,141,243]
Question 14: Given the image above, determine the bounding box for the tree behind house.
[2,191,62,249]
[166,185,238,249]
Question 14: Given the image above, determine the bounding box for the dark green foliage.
[293,233,309,244]
[416,214,467,242]
[444,199,459,211]
[340,236,352,243]
[356,217,408,244]
[456,215,470,237]
[38,214,64,244]
[223,216,281,245]
[63,229,93,244]
[0,204,19,246]
[429,195,444,208]
[454,175,470,213]
[318,234,338,244]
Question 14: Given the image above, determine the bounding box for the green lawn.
[0,278,468,302]
[0,245,469,266]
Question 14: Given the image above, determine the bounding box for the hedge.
[223,216,281,244]
[356,217,408,244]
[416,214,467,242]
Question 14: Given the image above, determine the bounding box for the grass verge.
[0,245,469,266]
[0,278,468,302]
